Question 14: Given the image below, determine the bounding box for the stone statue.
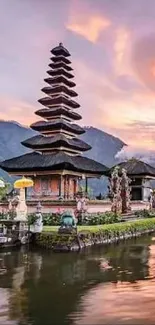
[58,210,77,234]
[109,166,122,214]
[32,202,43,233]
[76,192,88,224]
[121,168,131,213]
[15,189,27,221]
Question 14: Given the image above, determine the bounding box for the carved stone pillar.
[73,179,76,198]
[73,178,79,198]
[67,176,70,199]
[59,175,63,198]
[64,175,67,200]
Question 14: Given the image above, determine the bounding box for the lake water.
[1,235,155,325]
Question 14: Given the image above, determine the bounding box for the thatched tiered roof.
[0,43,108,176]
[0,152,108,175]
[106,158,155,177]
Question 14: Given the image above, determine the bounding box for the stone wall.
[0,199,150,215]
[26,199,150,214]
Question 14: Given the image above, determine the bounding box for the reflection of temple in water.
[0,237,153,325]
[69,241,153,325]
[0,249,43,324]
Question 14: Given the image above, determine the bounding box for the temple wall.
[87,201,111,213]
[34,178,41,192]
[0,200,150,215]
[142,180,152,201]
[50,177,59,197]
[25,200,150,214]
[27,176,77,200]
[27,202,76,214]
[143,187,151,202]
[130,201,150,210]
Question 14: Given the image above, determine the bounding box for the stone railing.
[26,190,75,201]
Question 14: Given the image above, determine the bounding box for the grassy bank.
[43,218,155,234]
[34,218,155,252]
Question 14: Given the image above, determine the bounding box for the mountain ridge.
[0,120,126,194]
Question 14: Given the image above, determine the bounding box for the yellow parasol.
[14,177,34,189]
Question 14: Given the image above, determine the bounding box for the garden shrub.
[43,213,61,226]
[83,212,121,225]
[28,213,62,226]
[0,212,6,219]
[0,211,16,220]
[134,209,155,219]
[28,214,38,225]
[29,212,121,226]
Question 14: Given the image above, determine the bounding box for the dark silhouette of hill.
[0,121,126,194]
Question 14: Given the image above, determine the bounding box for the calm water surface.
[1,235,155,325]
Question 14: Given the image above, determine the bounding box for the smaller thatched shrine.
[106,158,155,202]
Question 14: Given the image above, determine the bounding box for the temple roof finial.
[59,42,63,47]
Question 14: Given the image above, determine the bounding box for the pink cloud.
[114,27,131,75]
[0,96,37,126]
[72,58,155,150]
[1,0,155,156]
[67,0,111,43]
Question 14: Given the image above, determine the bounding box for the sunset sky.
[1,0,155,151]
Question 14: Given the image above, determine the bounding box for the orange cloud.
[67,0,111,43]
[114,27,131,75]
[2,55,155,153]
[150,59,155,77]
[73,59,155,150]
[67,15,111,43]
[0,96,37,126]
[132,35,155,91]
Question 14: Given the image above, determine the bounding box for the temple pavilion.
[107,159,155,201]
[0,43,108,201]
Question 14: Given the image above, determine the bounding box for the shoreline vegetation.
[35,218,155,252]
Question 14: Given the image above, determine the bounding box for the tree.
[0,178,11,200]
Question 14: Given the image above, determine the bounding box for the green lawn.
[43,226,59,232]
[43,218,155,234]
[43,225,109,233]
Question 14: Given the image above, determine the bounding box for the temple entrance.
[131,188,142,201]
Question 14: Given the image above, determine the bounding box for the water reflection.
[72,280,155,325]
[0,235,154,325]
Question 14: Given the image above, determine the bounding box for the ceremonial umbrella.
[14,177,34,189]
[14,177,34,221]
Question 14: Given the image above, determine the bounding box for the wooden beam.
[9,169,103,178]
[64,175,67,199]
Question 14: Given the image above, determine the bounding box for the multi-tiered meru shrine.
[1,43,108,200]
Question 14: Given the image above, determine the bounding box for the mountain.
[0,120,34,161]
[0,121,126,194]
[81,126,126,167]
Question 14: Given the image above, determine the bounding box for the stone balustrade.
[0,199,151,215]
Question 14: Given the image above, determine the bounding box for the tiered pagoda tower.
[0,43,108,200]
